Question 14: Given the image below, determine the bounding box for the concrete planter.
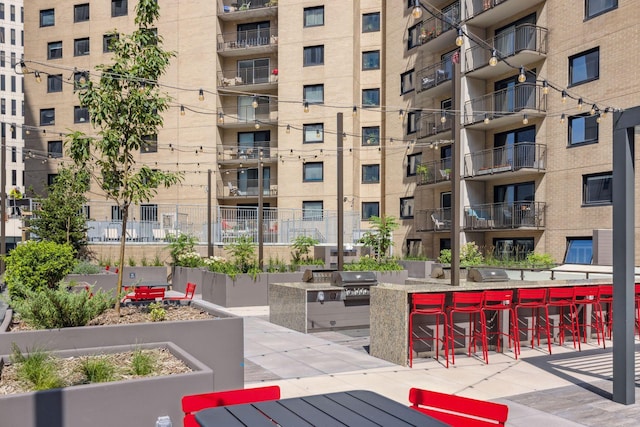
[66,267,169,295]
[0,342,213,427]
[0,300,243,393]
[171,266,207,293]
[200,272,304,307]
[398,260,436,278]
[374,270,409,284]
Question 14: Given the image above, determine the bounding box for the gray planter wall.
[66,267,169,295]
[0,342,213,427]
[398,260,436,278]
[171,266,206,293]
[375,270,409,284]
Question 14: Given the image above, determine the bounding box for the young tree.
[67,0,182,314]
[358,215,399,261]
[28,165,90,258]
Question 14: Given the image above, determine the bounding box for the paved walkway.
[201,302,640,426]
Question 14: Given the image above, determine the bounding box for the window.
[0,4,4,19]
[406,238,422,257]
[40,9,54,27]
[362,12,380,32]
[586,0,617,19]
[10,29,15,45]
[569,47,599,86]
[11,99,15,115]
[10,170,15,187]
[48,141,63,158]
[47,74,63,92]
[10,122,15,138]
[362,50,380,70]
[141,135,158,153]
[111,206,124,221]
[74,106,89,123]
[111,0,127,17]
[140,204,158,222]
[303,6,324,27]
[0,51,4,67]
[47,174,58,186]
[303,162,323,182]
[400,197,414,219]
[569,114,598,145]
[493,238,534,262]
[303,123,323,143]
[302,201,323,220]
[74,71,89,89]
[362,164,380,183]
[303,84,324,104]
[80,205,90,219]
[11,146,15,162]
[565,238,593,264]
[10,75,15,92]
[362,88,380,107]
[401,70,414,94]
[408,23,421,50]
[583,172,612,206]
[74,4,89,22]
[407,153,421,177]
[103,34,118,52]
[0,28,3,44]
[74,38,90,56]
[48,41,62,59]
[362,126,380,146]
[10,4,14,21]
[40,108,55,126]
[0,99,4,115]
[494,126,536,167]
[10,52,14,66]
[407,111,419,134]
[362,202,380,220]
[303,45,324,66]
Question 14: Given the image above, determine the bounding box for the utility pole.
[337,113,344,271]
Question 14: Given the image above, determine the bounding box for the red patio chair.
[448,291,487,364]
[409,293,449,368]
[182,385,280,427]
[166,282,197,303]
[514,288,552,354]
[598,285,613,339]
[573,286,605,348]
[482,289,518,360]
[547,287,581,351]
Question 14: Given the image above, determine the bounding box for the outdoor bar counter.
[370,277,613,366]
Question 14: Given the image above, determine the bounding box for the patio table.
[195,389,448,427]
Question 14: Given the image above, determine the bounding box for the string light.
[455,29,464,47]
[577,98,584,110]
[180,105,185,116]
[518,66,526,83]
[590,104,597,115]
[303,102,309,113]
[489,50,498,67]
[352,106,357,117]
[254,121,260,129]
[560,113,565,124]
[483,113,490,125]
[399,109,404,120]
[217,112,224,123]
[561,90,568,103]
[35,71,41,83]
[542,80,549,95]
[286,124,290,134]
[412,0,423,19]
[596,113,602,124]
[522,114,528,125]
[198,89,204,101]
[440,112,446,124]
[251,95,258,109]
[602,107,609,119]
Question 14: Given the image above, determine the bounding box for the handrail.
[463,142,547,177]
[416,59,452,93]
[463,83,546,125]
[417,112,452,139]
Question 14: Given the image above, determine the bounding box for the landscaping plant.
[131,348,155,376]
[358,215,399,261]
[167,233,199,266]
[227,235,259,274]
[148,302,166,322]
[10,344,65,391]
[79,358,116,383]
[290,235,319,265]
[343,255,403,271]
[437,242,484,267]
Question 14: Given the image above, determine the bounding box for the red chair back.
[598,285,613,302]
[451,291,484,310]
[412,293,446,312]
[483,290,514,308]
[573,286,600,301]
[409,387,508,427]
[547,287,575,304]
[184,282,197,299]
[516,288,547,304]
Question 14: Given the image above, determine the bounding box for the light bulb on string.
[254,121,260,129]
[577,98,583,110]
[180,105,185,116]
[455,29,464,47]
[518,66,526,83]
[542,80,549,95]
[596,113,602,124]
[412,0,423,19]
[198,89,204,101]
[286,124,291,134]
[251,95,258,109]
[590,104,597,116]
[602,107,609,119]
[303,102,309,113]
[440,112,446,124]
[560,113,565,124]
[489,50,498,67]
[352,106,357,117]
[35,71,41,83]
[561,90,568,103]
[217,112,224,123]
[399,109,404,120]
[484,113,490,125]
[522,114,528,125]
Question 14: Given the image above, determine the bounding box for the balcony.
[465,24,548,78]
[463,83,546,128]
[415,158,452,186]
[415,1,460,51]
[417,112,453,140]
[217,101,278,128]
[464,0,545,27]
[218,177,278,200]
[416,208,452,232]
[218,0,278,22]
[416,59,452,97]
[464,201,546,230]
[217,28,278,57]
[218,65,278,91]
[463,143,546,179]
[217,144,277,166]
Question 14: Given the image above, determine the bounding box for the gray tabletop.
[195,389,449,427]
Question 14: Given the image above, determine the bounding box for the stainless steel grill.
[331,271,378,304]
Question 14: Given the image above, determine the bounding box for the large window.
[303,45,324,67]
[362,202,380,220]
[362,126,380,146]
[407,111,419,134]
[74,37,90,56]
[74,106,89,123]
[302,201,323,220]
[48,141,63,158]
[111,0,127,17]
[400,197,414,219]
[40,9,54,27]
[362,12,380,32]
[48,41,62,59]
[565,237,593,264]
[569,114,598,145]
[40,108,55,126]
[493,238,534,262]
[569,47,599,86]
[140,204,158,222]
[74,4,89,22]
[303,84,324,104]
[303,123,323,143]
[583,172,612,206]
[586,0,617,19]
[407,23,421,50]
[362,50,380,70]
[362,164,380,183]
[303,6,324,27]
[407,153,421,176]
[400,69,414,94]
[303,162,323,182]
[494,126,536,168]
[362,88,380,107]
[47,74,62,92]
[103,34,118,52]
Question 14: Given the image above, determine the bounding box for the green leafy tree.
[358,215,399,261]
[290,235,319,265]
[67,0,182,314]
[227,235,257,273]
[29,165,90,258]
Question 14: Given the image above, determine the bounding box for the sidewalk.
[205,302,640,426]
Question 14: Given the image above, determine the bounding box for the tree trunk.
[114,205,129,316]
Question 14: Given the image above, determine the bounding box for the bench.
[121,287,166,304]
[408,387,508,427]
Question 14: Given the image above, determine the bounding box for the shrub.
[79,358,116,383]
[167,233,198,266]
[343,255,403,271]
[227,235,257,273]
[176,251,204,268]
[148,302,166,322]
[10,284,114,329]
[203,256,241,278]
[526,252,555,268]
[437,242,484,267]
[266,256,288,273]
[71,260,102,275]
[131,348,155,376]
[152,253,164,266]
[4,241,77,300]
[128,257,136,267]
[11,344,65,391]
[358,215,399,261]
[290,235,318,264]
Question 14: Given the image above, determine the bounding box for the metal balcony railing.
[217,101,278,125]
[465,0,509,20]
[416,208,452,232]
[464,201,546,230]
[465,24,548,73]
[463,83,546,125]
[417,112,453,139]
[220,178,278,198]
[218,65,278,87]
[464,143,546,177]
[416,1,460,45]
[416,59,452,93]
[217,144,277,162]
[220,0,275,14]
[415,157,453,186]
[217,27,278,52]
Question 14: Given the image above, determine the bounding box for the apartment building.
[21,0,640,264]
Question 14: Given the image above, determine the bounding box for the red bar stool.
[409,293,449,368]
[547,287,581,351]
[573,286,605,348]
[448,291,487,364]
[482,290,519,360]
[598,285,613,340]
[514,288,552,354]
